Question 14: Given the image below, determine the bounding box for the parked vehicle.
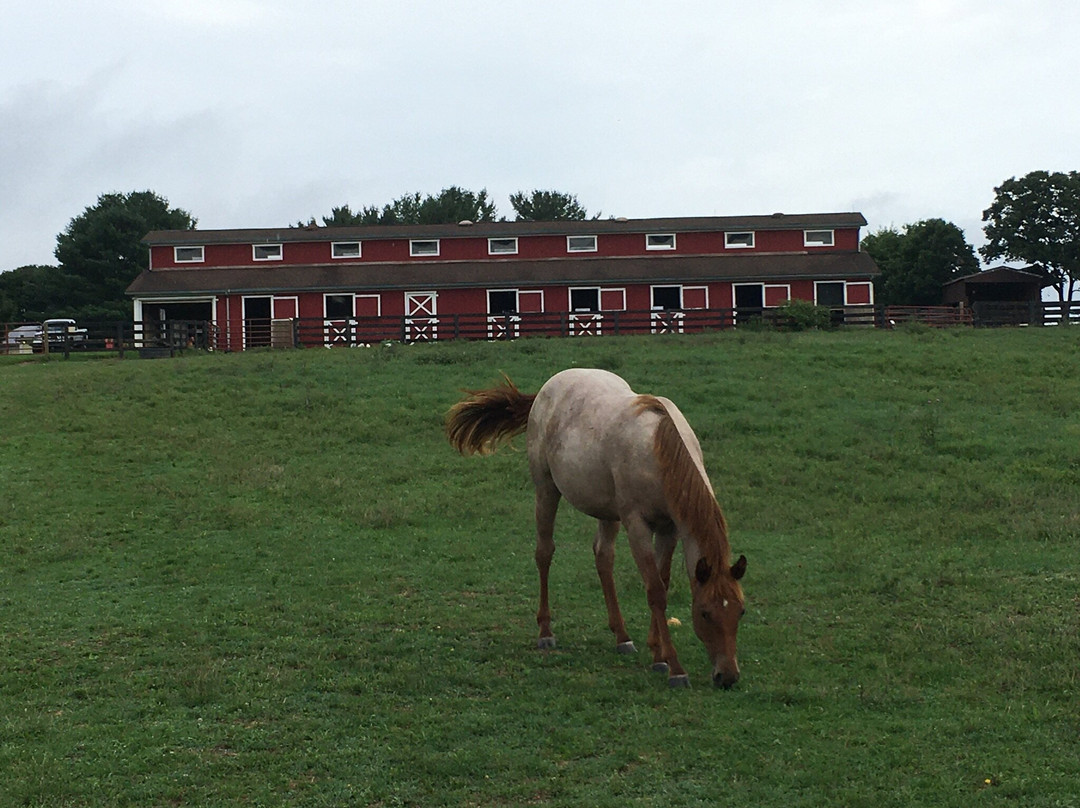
[41,319,88,348]
[5,325,40,347]
[4,319,88,351]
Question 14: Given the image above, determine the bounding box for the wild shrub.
[775,299,832,330]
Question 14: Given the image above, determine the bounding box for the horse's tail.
[635,395,731,569]
[445,374,536,455]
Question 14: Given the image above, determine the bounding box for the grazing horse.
[445,368,747,688]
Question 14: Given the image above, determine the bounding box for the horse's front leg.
[654,524,678,592]
[593,519,635,654]
[623,514,689,687]
[534,482,561,649]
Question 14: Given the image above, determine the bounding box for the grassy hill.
[2,327,1078,806]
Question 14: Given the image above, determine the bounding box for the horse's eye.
[740,607,747,618]
[700,609,712,623]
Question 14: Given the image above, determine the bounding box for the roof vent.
[615,217,629,222]
[772,212,785,218]
[458,219,473,226]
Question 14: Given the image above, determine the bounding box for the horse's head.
[691,554,747,689]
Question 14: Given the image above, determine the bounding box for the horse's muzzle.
[713,670,739,689]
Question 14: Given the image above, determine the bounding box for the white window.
[332,241,361,259]
[488,237,518,255]
[410,239,440,257]
[174,246,204,263]
[646,233,676,250]
[253,243,283,261]
[567,235,597,253]
[804,229,835,247]
[725,232,755,249]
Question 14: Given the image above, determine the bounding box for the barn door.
[734,284,764,325]
[323,293,356,347]
[404,292,438,342]
[243,296,272,348]
[650,285,685,334]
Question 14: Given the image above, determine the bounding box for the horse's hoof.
[616,641,637,655]
[668,674,691,688]
[537,636,556,650]
[651,662,670,674]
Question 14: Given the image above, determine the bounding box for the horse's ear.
[695,558,712,585]
[731,554,747,581]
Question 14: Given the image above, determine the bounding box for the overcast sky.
[2,0,1078,271]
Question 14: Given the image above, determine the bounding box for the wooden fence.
[884,306,974,327]
[971,301,1080,327]
[4,302,1078,357]
[0,320,213,357]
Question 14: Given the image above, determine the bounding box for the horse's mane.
[635,395,732,575]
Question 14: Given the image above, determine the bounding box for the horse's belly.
[541,419,660,523]
[551,461,621,521]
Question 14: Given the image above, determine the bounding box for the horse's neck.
[680,529,704,581]
[683,497,732,568]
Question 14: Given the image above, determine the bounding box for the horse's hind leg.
[534,481,560,649]
[593,519,635,654]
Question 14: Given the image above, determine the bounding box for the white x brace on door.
[404,292,438,342]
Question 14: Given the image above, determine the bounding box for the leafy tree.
[55,191,196,318]
[862,219,978,306]
[416,187,498,224]
[306,187,498,229]
[381,192,426,225]
[0,264,99,322]
[509,189,594,221]
[981,170,1080,301]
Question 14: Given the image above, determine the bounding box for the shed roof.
[142,212,868,247]
[944,265,1051,288]
[127,251,879,297]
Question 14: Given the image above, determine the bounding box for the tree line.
[2,173,1077,324]
[299,187,594,228]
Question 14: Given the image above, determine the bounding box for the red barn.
[128,212,878,350]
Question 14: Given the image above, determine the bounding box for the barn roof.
[142,212,868,246]
[127,251,880,297]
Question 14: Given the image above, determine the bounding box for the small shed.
[942,266,1052,325]
[942,266,1049,305]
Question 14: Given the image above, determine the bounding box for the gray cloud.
[3,1,1080,271]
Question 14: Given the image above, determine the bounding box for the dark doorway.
[144,301,213,348]
[651,286,682,310]
[325,294,354,319]
[151,301,213,321]
[815,282,845,307]
[244,296,272,348]
[734,284,764,323]
[570,288,600,312]
[488,290,518,314]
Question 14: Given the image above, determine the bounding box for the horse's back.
[527,369,664,521]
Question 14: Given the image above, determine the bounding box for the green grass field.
[2,327,1078,806]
